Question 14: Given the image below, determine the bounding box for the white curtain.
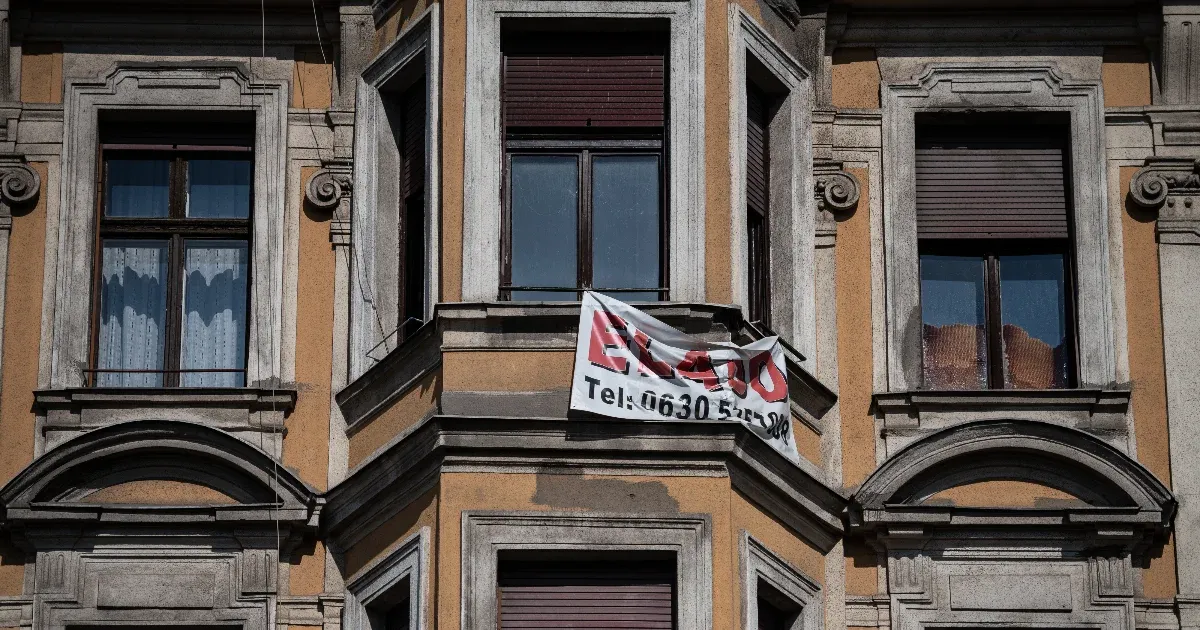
[96,241,168,387]
[180,241,249,387]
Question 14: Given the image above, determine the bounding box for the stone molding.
[727,5,817,359]
[813,161,861,214]
[32,386,297,455]
[0,419,321,544]
[53,63,288,389]
[873,389,1133,455]
[740,532,823,630]
[321,414,848,553]
[851,419,1175,559]
[460,512,712,630]
[0,155,39,210]
[462,0,707,302]
[881,63,1115,391]
[344,528,429,630]
[1128,157,1200,243]
[350,5,441,379]
[306,161,353,212]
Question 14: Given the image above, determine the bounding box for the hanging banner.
[570,291,797,463]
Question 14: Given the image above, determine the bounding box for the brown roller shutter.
[400,81,426,201]
[502,34,665,129]
[498,559,675,629]
[746,83,769,215]
[916,126,1070,239]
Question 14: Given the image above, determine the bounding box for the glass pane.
[187,159,252,218]
[105,159,170,217]
[999,253,1070,389]
[96,240,169,387]
[509,155,578,301]
[592,155,661,301]
[920,254,988,389]
[180,240,249,387]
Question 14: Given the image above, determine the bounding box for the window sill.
[34,387,297,455]
[872,388,1132,456]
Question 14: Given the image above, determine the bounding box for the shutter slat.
[503,54,665,128]
[400,81,425,201]
[915,128,1069,239]
[499,561,674,630]
[746,83,768,215]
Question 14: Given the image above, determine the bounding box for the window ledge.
[873,388,1132,455]
[34,387,297,455]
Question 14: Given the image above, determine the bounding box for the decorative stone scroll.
[813,161,861,213]
[0,155,40,208]
[1129,157,1200,209]
[305,161,352,212]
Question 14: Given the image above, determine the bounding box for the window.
[500,30,667,302]
[916,116,1075,390]
[366,578,411,630]
[90,124,253,387]
[497,553,674,629]
[390,78,427,339]
[745,81,771,325]
[740,533,819,630]
[756,582,799,630]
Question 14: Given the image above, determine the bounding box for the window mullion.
[579,149,592,298]
[985,253,1005,389]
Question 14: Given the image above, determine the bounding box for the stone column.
[1130,159,1200,615]
[1162,2,1200,105]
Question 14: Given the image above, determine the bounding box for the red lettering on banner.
[630,330,675,378]
[588,311,629,374]
[677,350,720,390]
[721,359,748,398]
[748,352,788,402]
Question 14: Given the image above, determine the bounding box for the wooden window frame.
[917,238,1078,390]
[500,136,669,301]
[88,143,254,388]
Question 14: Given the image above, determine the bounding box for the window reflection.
[920,254,988,389]
[509,155,579,301]
[999,253,1069,388]
[592,155,660,302]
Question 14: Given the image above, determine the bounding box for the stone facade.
[0,2,1193,630]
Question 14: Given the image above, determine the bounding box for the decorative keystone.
[305,163,352,211]
[813,162,861,213]
[1129,157,1200,209]
[0,156,39,207]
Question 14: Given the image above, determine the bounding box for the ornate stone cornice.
[814,161,861,213]
[305,161,352,212]
[0,155,39,210]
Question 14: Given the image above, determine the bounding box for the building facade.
[0,1,1194,630]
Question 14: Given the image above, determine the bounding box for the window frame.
[89,143,254,388]
[917,238,1078,390]
[500,137,669,301]
[739,532,822,630]
[345,527,431,630]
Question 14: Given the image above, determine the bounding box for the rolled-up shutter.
[916,127,1070,239]
[502,42,665,129]
[746,83,769,215]
[498,560,674,629]
[400,80,425,201]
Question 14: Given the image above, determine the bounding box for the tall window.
[391,78,427,338]
[746,81,770,325]
[498,554,674,629]
[90,124,253,387]
[500,30,667,301]
[916,115,1075,390]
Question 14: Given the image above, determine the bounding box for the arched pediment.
[1,420,319,531]
[850,420,1174,554]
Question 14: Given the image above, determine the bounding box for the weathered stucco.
[347,369,441,469]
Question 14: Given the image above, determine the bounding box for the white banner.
[570,291,797,463]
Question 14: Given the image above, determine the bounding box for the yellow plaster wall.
[347,369,442,469]
[374,0,433,53]
[1102,47,1152,108]
[441,351,574,391]
[927,480,1083,508]
[20,44,62,104]
[82,480,238,505]
[292,47,333,109]
[0,162,48,486]
[831,49,880,109]
[0,536,22,596]
[704,0,733,304]
[795,418,822,468]
[441,0,466,302]
[730,490,825,583]
[836,167,879,596]
[1120,165,1177,598]
[345,485,439,577]
[437,472,738,630]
